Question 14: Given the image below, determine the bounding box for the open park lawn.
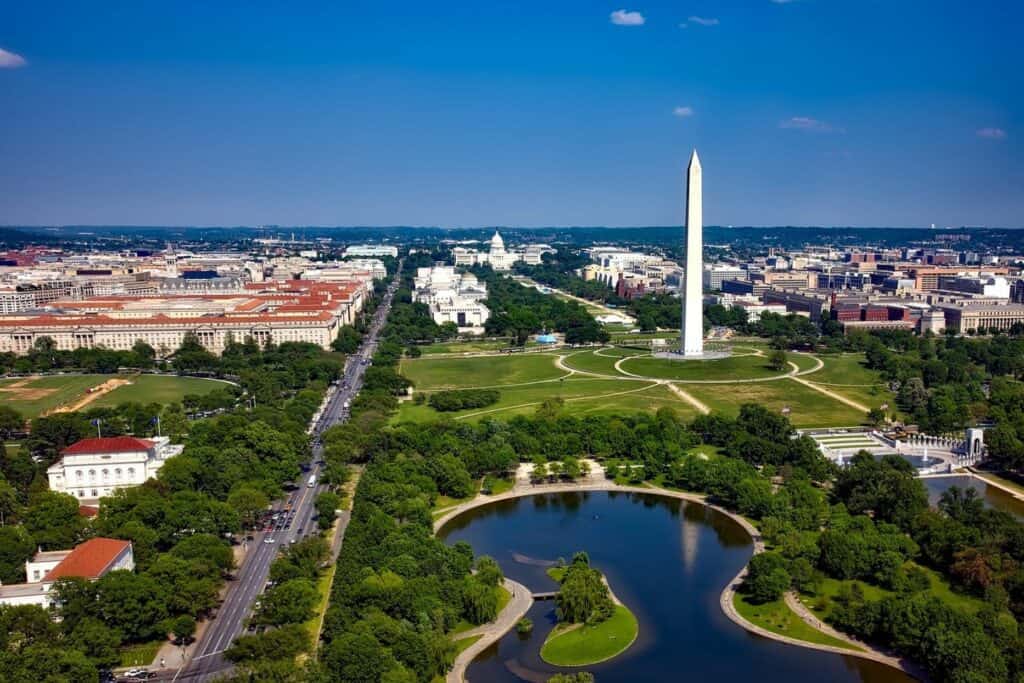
[540,604,638,666]
[687,380,867,428]
[0,375,112,418]
[799,353,896,412]
[732,594,859,650]
[619,353,785,382]
[417,339,529,355]
[396,379,696,423]
[92,374,227,408]
[561,347,647,376]
[400,353,564,390]
[0,373,229,419]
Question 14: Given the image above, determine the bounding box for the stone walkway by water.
[447,577,532,683]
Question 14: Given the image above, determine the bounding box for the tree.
[0,405,24,439]
[96,570,168,641]
[24,491,84,550]
[768,349,788,372]
[315,491,343,530]
[167,614,196,644]
[744,552,791,603]
[0,525,35,583]
[258,578,318,625]
[227,486,269,530]
[67,617,123,669]
[555,553,613,624]
[463,578,498,624]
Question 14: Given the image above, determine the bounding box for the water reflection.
[924,475,1024,520]
[441,491,914,683]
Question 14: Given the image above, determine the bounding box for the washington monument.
[681,149,704,356]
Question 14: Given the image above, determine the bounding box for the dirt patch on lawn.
[44,378,132,415]
[0,378,57,401]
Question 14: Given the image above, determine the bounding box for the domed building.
[451,230,553,271]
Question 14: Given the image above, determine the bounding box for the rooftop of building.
[42,538,132,582]
[62,436,154,456]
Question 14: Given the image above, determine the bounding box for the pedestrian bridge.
[532,591,558,600]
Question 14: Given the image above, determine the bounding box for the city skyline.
[1,1,1020,227]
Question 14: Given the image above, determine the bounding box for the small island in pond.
[540,552,639,666]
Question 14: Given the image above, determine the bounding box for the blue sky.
[0,1,1020,227]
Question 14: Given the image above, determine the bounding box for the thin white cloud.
[673,106,695,118]
[977,127,1007,140]
[0,48,27,69]
[610,9,645,26]
[688,16,719,26]
[779,116,837,132]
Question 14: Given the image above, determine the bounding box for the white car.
[263,537,275,544]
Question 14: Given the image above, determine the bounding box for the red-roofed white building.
[48,436,183,503]
[0,537,134,609]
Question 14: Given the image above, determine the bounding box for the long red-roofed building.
[0,279,368,355]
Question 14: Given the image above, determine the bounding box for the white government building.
[0,538,135,609]
[47,436,184,503]
[452,232,553,271]
[413,266,490,333]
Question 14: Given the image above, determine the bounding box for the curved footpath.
[435,481,924,682]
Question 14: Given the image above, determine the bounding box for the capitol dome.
[489,231,505,252]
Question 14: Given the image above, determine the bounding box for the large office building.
[343,244,398,258]
[0,280,369,356]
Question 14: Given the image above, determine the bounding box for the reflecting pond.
[440,491,915,683]
[923,475,1024,520]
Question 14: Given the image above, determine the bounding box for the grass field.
[561,347,646,376]
[418,339,533,355]
[400,353,565,390]
[0,375,110,418]
[119,640,163,667]
[540,603,638,666]
[733,594,860,650]
[92,375,227,408]
[687,380,867,428]
[397,378,667,423]
[620,353,785,382]
[800,354,895,411]
[452,634,482,654]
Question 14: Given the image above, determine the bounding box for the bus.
[307,474,316,488]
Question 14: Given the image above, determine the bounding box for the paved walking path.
[447,577,532,683]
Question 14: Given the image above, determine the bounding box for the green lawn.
[733,594,860,650]
[397,378,634,422]
[400,353,564,390]
[0,373,228,419]
[687,380,866,428]
[560,347,646,376]
[540,604,638,666]
[418,339,529,355]
[0,374,110,418]
[92,375,228,408]
[303,563,337,649]
[619,353,786,382]
[801,354,896,412]
[119,640,163,667]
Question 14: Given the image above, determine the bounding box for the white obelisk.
[681,150,704,357]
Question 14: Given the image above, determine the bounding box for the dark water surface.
[923,475,1024,520]
[440,491,914,683]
